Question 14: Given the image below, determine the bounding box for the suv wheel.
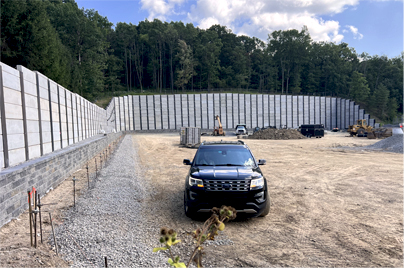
[259,192,270,217]
[184,192,196,218]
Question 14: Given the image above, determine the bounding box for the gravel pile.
[365,134,403,153]
[53,135,168,267]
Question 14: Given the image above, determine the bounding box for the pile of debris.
[248,128,306,140]
[365,134,403,153]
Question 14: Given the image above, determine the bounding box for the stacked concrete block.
[194,94,201,128]
[140,95,147,130]
[359,109,364,120]
[168,95,175,129]
[354,105,359,124]
[147,95,155,130]
[274,95,280,128]
[239,94,245,125]
[364,114,370,126]
[201,94,208,129]
[369,118,375,127]
[286,95,292,128]
[280,95,286,128]
[207,94,214,130]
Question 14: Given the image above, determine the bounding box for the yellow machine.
[347,119,373,137]
[213,115,225,136]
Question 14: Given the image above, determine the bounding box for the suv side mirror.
[183,159,192,165]
[258,159,266,165]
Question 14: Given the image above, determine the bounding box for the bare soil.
[1,132,402,267]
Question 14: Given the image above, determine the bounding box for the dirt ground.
[0,132,402,267]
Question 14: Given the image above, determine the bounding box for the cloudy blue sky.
[75,0,403,58]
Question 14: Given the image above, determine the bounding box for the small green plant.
[153,205,237,268]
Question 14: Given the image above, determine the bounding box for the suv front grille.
[205,180,250,191]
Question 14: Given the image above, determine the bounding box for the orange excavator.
[213,115,225,136]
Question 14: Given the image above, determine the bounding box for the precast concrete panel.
[59,87,67,148]
[369,119,375,127]
[226,93,233,129]
[286,95,292,128]
[188,95,195,127]
[354,105,359,123]
[201,94,208,129]
[220,93,227,129]
[365,114,370,126]
[181,94,188,127]
[345,100,350,128]
[314,97,320,124]
[128,96,133,130]
[303,96,309,124]
[309,97,315,124]
[325,97,331,129]
[298,96,304,126]
[359,109,364,120]
[124,96,130,130]
[66,91,73,145]
[195,94,201,128]
[213,94,220,128]
[120,97,126,131]
[133,96,141,130]
[168,95,175,129]
[251,95,257,128]
[331,98,337,129]
[154,95,162,130]
[232,94,239,127]
[280,95,286,128]
[239,94,245,125]
[269,95,275,126]
[49,80,61,150]
[336,99,341,129]
[140,95,148,130]
[72,95,78,142]
[257,95,263,128]
[263,95,269,127]
[161,95,169,130]
[292,96,298,128]
[319,97,325,125]
[275,95,281,128]
[349,102,355,125]
[175,94,182,129]
[147,95,155,130]
[245,94,251,129]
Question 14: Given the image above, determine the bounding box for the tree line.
[1,0,402,122]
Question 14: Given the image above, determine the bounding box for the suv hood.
[190,166,261,180]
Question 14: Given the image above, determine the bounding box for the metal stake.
[49,213,58,255]
[34,191,38,248]
[72,176,77,207]
[86,163,89,188]
[28,191,33,247]
[38,193,43,243]
[105,256,108,267]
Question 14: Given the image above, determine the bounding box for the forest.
[1,0,402,122]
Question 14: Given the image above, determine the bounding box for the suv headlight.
[250,177,264,190]
[189,177,204,188]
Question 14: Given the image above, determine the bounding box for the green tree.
[349,71,370,103]
[175,40,194,91]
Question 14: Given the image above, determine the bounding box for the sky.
[75,0,403,58]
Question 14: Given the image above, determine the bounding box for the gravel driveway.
[54,135,168,267]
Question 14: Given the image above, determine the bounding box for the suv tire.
[259,191,270,217]
[184,192,197,218]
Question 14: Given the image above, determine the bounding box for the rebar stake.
[34,191,38,248]
[37,193,43,244]
[86,163,89,188]
[105,256,108,267]
[72,176,77,207]
[49,213,58,256]
[28,191,33,247]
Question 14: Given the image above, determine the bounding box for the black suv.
[183,140,270,218]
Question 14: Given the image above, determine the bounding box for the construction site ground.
[0,131,403,267]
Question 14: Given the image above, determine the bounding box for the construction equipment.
[213,115,225,136]
[347,119,373,137]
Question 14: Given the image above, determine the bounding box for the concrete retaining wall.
[107,93,375,132]
[0,132,121,228]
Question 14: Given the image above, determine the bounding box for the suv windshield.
[194,147,255,166]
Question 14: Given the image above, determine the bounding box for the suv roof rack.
[201,140,245,145]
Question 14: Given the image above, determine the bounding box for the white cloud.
[140,0,186,20]
[142,0,369,43]
[345,25,364,39]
